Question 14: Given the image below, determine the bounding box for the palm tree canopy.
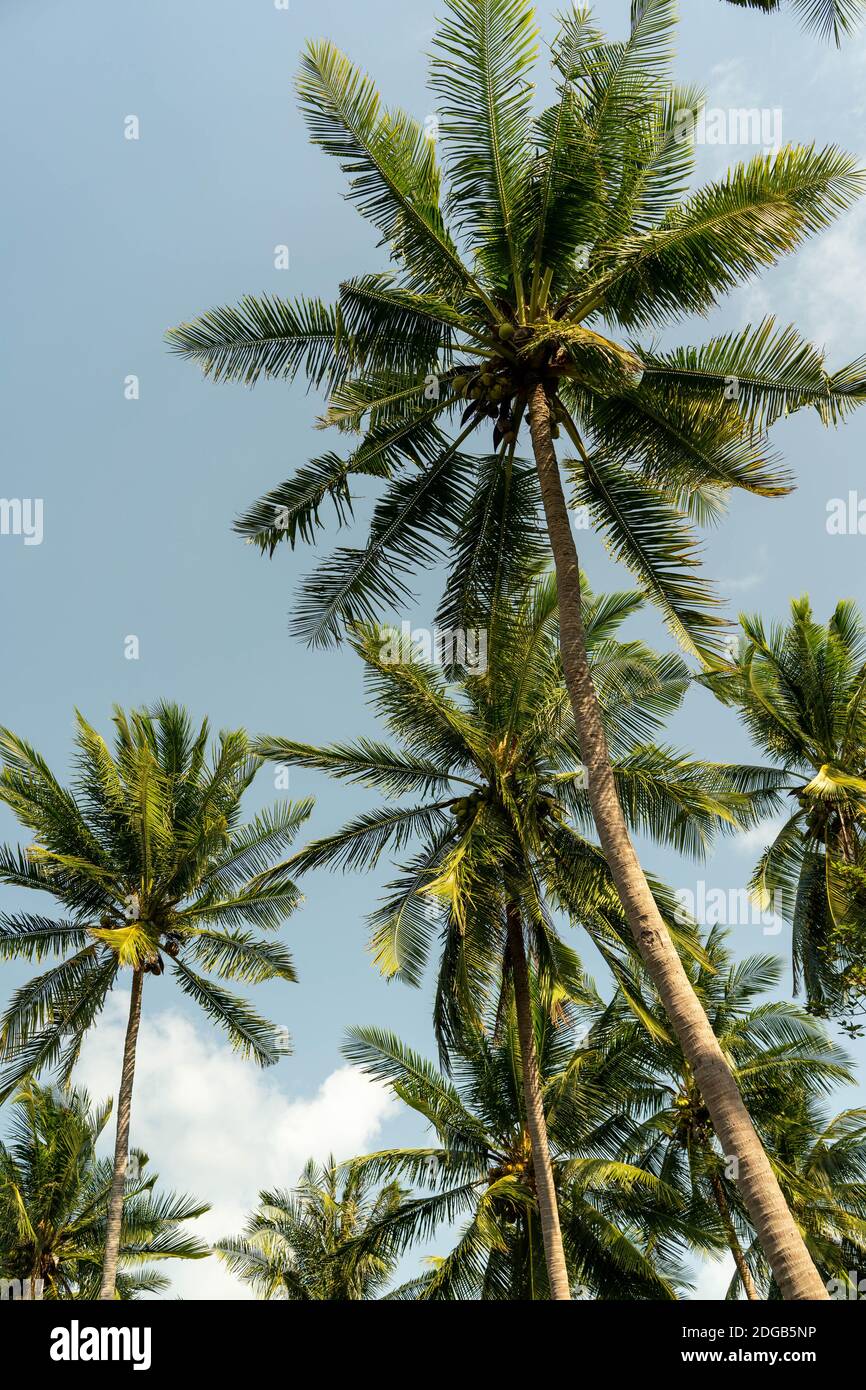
[215,1158,405,1299]
[0,702,311,1100]
[0,1082,209,1299]
[258,574,785,1044]
[341,993,700,1300]
[575,926,865,1296]
[592,929,851,1164]
[168,0,866,665]
[755,1091,866,1297]
[701,597,866,1015]
[723,0,865,45]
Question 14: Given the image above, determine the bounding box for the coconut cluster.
[451,789,487,827]
[449,323,564,450]
[449,323,525,449]
[673,1093,711,1143]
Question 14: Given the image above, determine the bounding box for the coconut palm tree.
[582,928,853,1298]
[749,1091,866,1299]
[723,0,865,44]
[700,597,866,1018]
[826,855,866,1028]
[0,1081,209,1299]
[341,997,700,1300]
[0,702,310,1300]
[168,0,866,1296]
[215,1158,405,1299]
[256,573,780,1298]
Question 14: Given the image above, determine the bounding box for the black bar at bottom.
[1,1295,857,1376]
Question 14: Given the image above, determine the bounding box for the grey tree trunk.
[527,380,828,1302]
[98,968,144,1300]
[710,1169,760,1300]
[506,902,571,1300]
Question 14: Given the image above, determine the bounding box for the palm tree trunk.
[526,380,828,1302]
[98,967,144,1300]
[710,1169,760,1300]
[506,901,571,1300]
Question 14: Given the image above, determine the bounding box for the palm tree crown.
[586,927,856,1296]
[342,997,695,1300]
[0,1082,209,1299]
[260,575,778,1041]
[0,702,310,1098]
[168,0,865,664]
[215,1158,405,1299]
[702,597,866,1016]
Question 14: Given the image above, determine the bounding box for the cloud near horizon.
[76,994,397,1299]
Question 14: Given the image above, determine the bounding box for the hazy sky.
[2,0,865,1297]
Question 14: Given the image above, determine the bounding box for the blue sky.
[1,0,866,1297]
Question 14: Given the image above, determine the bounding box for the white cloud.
[721,543,769,595]
[807,33,866,114]
[723,572,764,594]
[692,1253,735,1301]
[734,817,788,855]
[76,994,397,1299]
[728,279,774,329]
[725,198,866,360]
[708,57,749,107]
[788,202,866,358]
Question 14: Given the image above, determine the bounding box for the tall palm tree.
[256,573,779,1299]
[0,1081,209,1299]
[0,702,310,1300]
[168,0,866,1296]
[701,597,866,1018]
[215,1158,405,1299]
[583,928,853,1298]
[342,999,700,1300]
[723,0,865,44]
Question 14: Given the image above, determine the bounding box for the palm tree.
[827,855,866,1026]
[256,573,778,1299]
[0,702,310,1300]
[723,0,865,44]
[342,999,699,1300]
[168,0,866,1297]
[585,928,853,1299]
[749,1091,866,1299]
[0,1081,209,1299]
[215,1158,405,1299]
[701,597,866,1018]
